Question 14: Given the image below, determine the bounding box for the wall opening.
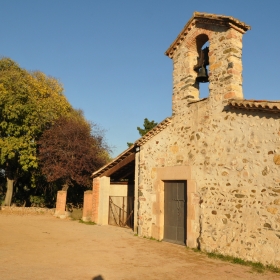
[195,36,209,99]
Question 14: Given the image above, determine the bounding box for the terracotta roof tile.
[228,99,280,113]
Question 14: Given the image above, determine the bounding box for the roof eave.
[91,145,135,178]
[227,99,280,113]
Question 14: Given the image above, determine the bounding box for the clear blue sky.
[1,1,279,157]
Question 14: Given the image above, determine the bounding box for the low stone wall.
[0,206,55,215]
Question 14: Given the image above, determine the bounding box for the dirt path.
[0,213,279,280]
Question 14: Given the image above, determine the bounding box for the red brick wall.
[91,178,100,223]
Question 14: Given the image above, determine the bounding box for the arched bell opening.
[194,34,209,99]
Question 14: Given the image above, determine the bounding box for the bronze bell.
[194,46,209,83]
[196,65,209,83]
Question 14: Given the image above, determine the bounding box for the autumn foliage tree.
[38,114,110,191]
[0,58,72,206]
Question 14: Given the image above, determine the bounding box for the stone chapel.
[79,12,280,267]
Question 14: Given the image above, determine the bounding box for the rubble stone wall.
[138,98,280,266]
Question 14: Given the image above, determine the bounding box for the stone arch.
[183,29,212,100]
[185,28,213,53]
[195,34,209,53]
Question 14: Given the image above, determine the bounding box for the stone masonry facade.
[135,13,280,267]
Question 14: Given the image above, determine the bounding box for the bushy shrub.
[29,195,46,207]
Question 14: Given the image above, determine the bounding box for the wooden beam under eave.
[102,153,135,177]
[114,169,135,180]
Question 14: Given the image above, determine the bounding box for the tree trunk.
[3,178,14,206]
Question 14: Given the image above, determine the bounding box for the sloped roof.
[228,99,280,113]
[165,11,251,58]
[91,145,135,179]
[135,117,172,145]
[92,117,172,179]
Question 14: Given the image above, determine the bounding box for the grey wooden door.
[164,181,186,245]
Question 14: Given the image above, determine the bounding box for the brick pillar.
[82,190,92,222]
[98,176,110,225]
[91,176,110,225]
[55,190,67,216]
[91,177,100,223]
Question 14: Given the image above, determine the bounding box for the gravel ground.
[0,213,279,280]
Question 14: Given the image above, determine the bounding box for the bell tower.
[165,12,250,115]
